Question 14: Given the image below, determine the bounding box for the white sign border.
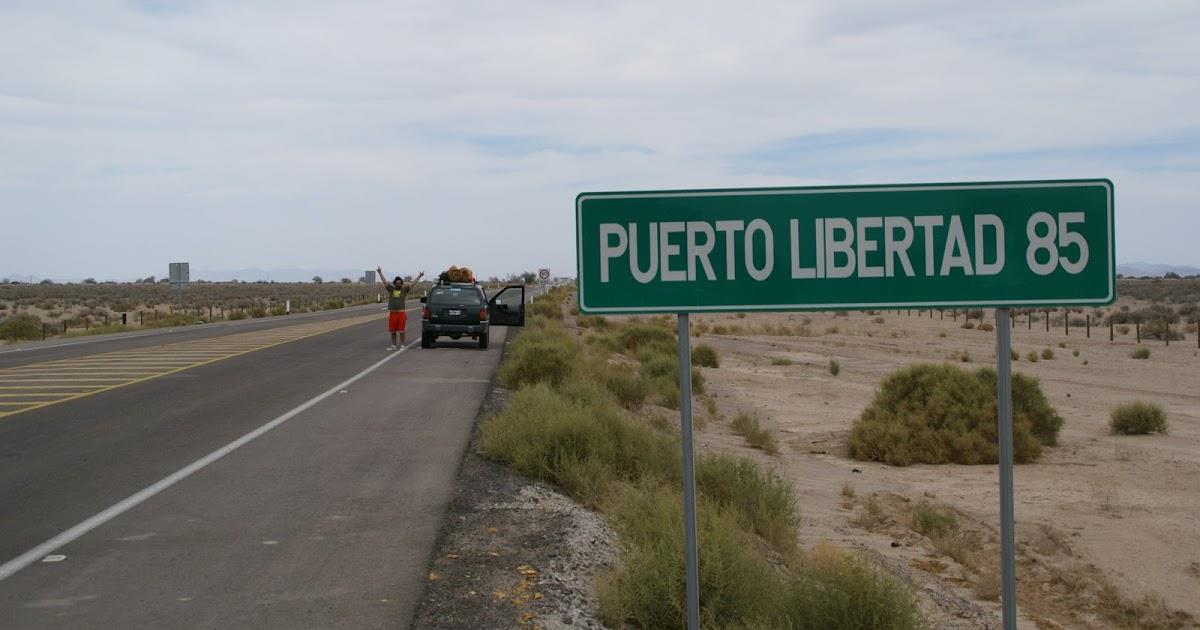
[576,180,1114,314]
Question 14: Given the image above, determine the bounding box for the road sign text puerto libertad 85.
[576,180,1114,314]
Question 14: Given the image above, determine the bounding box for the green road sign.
[576,180,1114,314]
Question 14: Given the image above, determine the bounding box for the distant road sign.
[168,262,190,289]
[577,180,1114,314]
[538,268,551,281]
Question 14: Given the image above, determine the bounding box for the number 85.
[1026,212,1088,275]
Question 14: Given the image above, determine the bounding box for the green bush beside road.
[480,291,920,629]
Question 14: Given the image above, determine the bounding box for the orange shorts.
[388,311,408,333]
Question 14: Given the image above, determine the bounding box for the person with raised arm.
[377,266,424,350]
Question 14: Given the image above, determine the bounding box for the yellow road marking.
[0,385,107,389]
[0,313,381,419]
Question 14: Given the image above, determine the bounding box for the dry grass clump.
[1041,348,1055,360]
[1130,347,1151,359]
[771,356,794,366]
[731,413,780,455]
[848,363,1063,466]
[0,313,43,340]
[910,502,958,538]
[1109,401,1169,435]
[691,343,719,368]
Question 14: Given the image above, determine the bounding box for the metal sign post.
[575,180,1115,629]
[995,308,1016,630]
[676,314,700,630]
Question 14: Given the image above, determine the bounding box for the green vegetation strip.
[480,287,920,629]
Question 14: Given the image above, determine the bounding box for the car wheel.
[479,333,489,349]
[421,332,434,349]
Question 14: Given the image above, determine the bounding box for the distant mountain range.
[1117,262,1200,277]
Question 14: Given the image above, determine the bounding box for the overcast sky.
[2,0,1197,281]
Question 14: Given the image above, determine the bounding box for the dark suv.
[420,283,526,349]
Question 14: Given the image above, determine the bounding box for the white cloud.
[1,0,1197,280]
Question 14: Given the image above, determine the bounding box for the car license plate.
[448,309,462,316]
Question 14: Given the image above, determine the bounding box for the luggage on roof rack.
[438,266,476,284]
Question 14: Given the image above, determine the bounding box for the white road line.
[0,339,419,583]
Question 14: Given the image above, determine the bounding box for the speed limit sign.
[538,268,551,281]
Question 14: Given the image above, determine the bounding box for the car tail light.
[422,307,430,319]
[479,308,488,321]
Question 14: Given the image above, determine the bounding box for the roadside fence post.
[1136,322,1140,343]
[122,313,127,326]
[42,323,47,340]
[1086,314,1090,338]
[1045,310,1050,332]
[1065,313,1069,336]
[1110,318,1113,342]
[63,320,68,334]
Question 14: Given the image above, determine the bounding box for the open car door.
[488,285,526,327]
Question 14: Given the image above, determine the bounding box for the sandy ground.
[678,303,1199,628]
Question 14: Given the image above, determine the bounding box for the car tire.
[421,332,434,349]
[479,333,489,349]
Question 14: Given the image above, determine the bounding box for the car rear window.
[428,286,483,306]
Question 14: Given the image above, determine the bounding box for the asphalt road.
[0,306,509,628]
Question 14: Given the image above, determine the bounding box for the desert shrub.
[577,314,609,329]
[498,324,579,389]
[1026,351,1039,363]
[978,322,994,332]
[227,309,247,320]
[480,384,678,505]
[1117,324,1130,335]
[1130,347,1151,359]
[1010,349,1019,361]
[692,343,719,368]
[911,502,958,538]
[829,359,840,376]
[1109,401,1168,435]
[597,486,784,629]
[873,317,885,324]
[961,321,976,329]
[1041,348,1055,360]
[847,363,1062,465]
[615,323,675,353]
[771,357,793,366]
[321,299,343,310]
[600,488,918,630]
[604,370,648,409]
[0,313,43,340]
[695,453,799,553]
[783,544,920,630]
[528,298,562,320]
[825,326,839,335]
[731,413,779,455]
